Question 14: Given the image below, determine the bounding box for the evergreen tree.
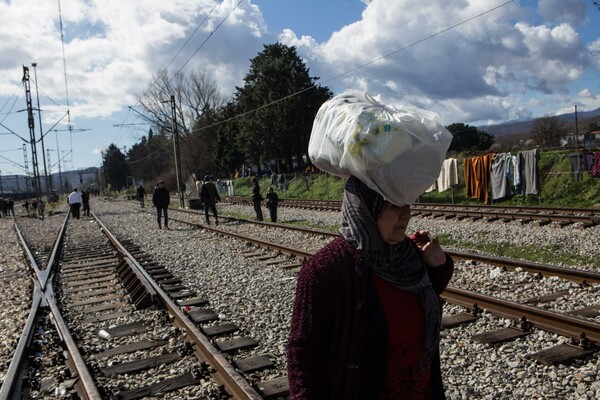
[446,123,495,152]
[234,43,332,172]
[102,144,129,190]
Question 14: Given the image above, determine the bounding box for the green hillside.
[232,150,600,208]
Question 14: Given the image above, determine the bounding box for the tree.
[127,128,172,185]
[234,43,332,172]
[137,68,226,181]
[531,116,564,147]
[446,123,495,152]
[102,144,129,190]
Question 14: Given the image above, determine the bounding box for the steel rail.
[141,208,315,260]
[93,212,263,400]
[447,250,600,285]
[222,197,600,224]
[161,207,600,346]
[442,286,600,343]
[170,207,600,286]
[413,203,600,217]
[44,285,102,400]
[7,213,103,400]
[413,207,596,225]
[0,283,42,400]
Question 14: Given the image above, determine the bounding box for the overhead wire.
[0,83,24,124]
[163,1,220,71]
[58,0,74,168]
[123,0,515,170]
[182,0,517,135]
[170,0,246,82]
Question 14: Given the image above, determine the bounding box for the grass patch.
[439,235,600,268]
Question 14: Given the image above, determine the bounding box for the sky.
[1,0,599,175]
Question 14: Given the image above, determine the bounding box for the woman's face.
[377,203,411,245]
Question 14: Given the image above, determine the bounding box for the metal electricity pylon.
[22,65,43,216]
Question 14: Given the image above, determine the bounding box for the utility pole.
[170,95,184,208]
[575,105,579,148]
[55,133,64,194]
[47,148,54,197]
[32,62,51,194]
[22,66,42,214]
[23,144,31,204]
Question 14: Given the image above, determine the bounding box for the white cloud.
[0,0,273,123]
[538,0,587,26]
[286,0,595,125]
[578,88,595,98]
[1,0,598,139]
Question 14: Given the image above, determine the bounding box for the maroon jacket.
[287,237,453,400]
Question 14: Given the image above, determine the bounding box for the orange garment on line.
[464,154,494,204]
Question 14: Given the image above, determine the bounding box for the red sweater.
[372,273,431,399]
[287,237,453,400]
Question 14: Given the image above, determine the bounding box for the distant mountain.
[478,107,600,137]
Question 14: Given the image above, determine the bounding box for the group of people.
[197,175,280,226]
[251,176,278,222]
[67,188,91,219]
[0,197,14,217]
[126,167,456,398]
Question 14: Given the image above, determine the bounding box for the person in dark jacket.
[152,181,170,229]
[199,175,221,225]
[287,176,453,399]
[81,189,91,217]
[265,186,278,223]
[137,185,147,208]
[251,177,263,221]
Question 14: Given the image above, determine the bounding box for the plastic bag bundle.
[308,92,452,206]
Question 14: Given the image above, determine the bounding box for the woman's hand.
[411,231,447,268]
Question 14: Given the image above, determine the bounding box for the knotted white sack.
[308,92,452,206]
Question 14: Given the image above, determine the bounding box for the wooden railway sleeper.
[115,258,157,309]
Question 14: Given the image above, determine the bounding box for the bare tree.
[137,68,226,181]
[531,116,565,147]
[137,68,225,138]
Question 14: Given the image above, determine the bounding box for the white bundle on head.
[308,92,452,206]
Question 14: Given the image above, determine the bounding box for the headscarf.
[339,175,441,371]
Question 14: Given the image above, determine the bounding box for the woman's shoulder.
[302,237,361,273]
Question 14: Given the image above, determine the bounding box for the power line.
[163,1,220,71]
[183,0,517,135]
[0,84,23,124]
[58,0,74,168]
[171,0,246,81]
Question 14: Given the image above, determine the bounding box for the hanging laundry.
[519,149,540,195]
[491,153,510,200]
[581,152,593,173]
[592,152,600,178]
[511,154,520,193]
[464,154,494,204]
[437,158,458,192]
[425,181,437,192]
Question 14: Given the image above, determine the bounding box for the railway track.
[223,197,600,228]
[2,210,287,399]
[162,205,600,366]
[4,198,599,398]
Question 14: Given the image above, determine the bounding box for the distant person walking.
[137,185,147,208]
[199,175,221,225]
[5,198,14,216]
[265,186,279,223]
[251,177,263,221]
[68,188,82,219]
[152,181,170,229]
[82,189,91,217]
